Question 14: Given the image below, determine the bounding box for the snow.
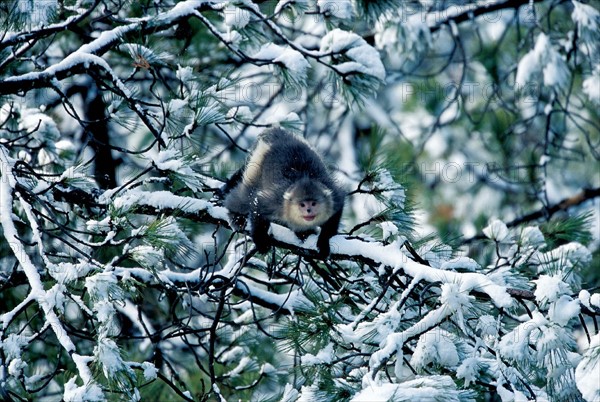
[333,237,512,308]
[533,274,572,304]
[225,356,252,377]
[377,221,399,241]
[369,303,452,374]
[72,354,95,384]
[280,383,300,402]
[582,66,600,105]
[456,357,480,387]
[142,362,158,380]
[130,245,165,269]
[515,32,570,91]
[482,219,510,242]
[19,109,60,140]
[112,189,229,221]
[411,329,460,370]
[476,315,499,338]
[176,65,195,82]
[535,242,592,274]
[94,338,133,379]
[579,289,592,309]
[548,295,581,326]
[44,283,67,313]
[320,29,386,81]
[150,149,207,192]
[301,343,334,365]
[253,43,311,80]
[2,333,29,360]
[64,377,105,402]
[94,301,117,328]
[4,0,214,94]
[85,272,119,302]
[572,1,600,31]
[8,358,27,377]
[236,280,311,314]
[440,256,480,271]
[498,312,547,361]
[273,0,301,15]
[591,293,600,309]
[0,147,77,353]
[575,333,600,402]
[48,261,94,284]
[1,294,34,330]
[351,381,400,402]
[353,375,466,402]
[520,226,545,247]
[515,37,543,89]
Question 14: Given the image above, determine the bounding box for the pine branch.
[462,187,600,245]
[430,0,547,32]
[0,1,216,96]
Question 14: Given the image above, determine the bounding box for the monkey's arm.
[217,167,244,200]
[316,207,343,257]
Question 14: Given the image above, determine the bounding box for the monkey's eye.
[300,202,305,208]
[311,201,317,207]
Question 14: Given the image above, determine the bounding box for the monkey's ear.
[283,190,293,201]
[322,188,333,198]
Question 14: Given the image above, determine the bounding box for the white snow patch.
[456,357,480,387]
[142,362,158,381]
[582,65,600,105]
[572,1,600,31]
[440,256,480,271]
[301,343,334,366]
[533,274,572,304]
[483,219,510,242]
[575,333,600,402]
[410,329,459,369]
[377,221,399,241]
[548,295,580,326]
[353,375,462,402]
[515,32,570,90]
[64,377,105,402]
[112,189,229,221]
[520,226,545,247]
[320,29,385,81]
[253,43,310,80]
[8,358,27,376]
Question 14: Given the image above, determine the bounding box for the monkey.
[223,128,345,256]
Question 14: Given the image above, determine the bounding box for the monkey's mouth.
[303,215,316,221]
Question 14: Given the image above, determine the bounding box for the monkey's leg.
[250,214,272,253]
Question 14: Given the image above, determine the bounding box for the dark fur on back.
[224,128,345,255]
[257,129,342,218]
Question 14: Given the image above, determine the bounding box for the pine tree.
[0,1,599,401]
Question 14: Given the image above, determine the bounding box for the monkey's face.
[284,197,332,230]
[282,182,334,231]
